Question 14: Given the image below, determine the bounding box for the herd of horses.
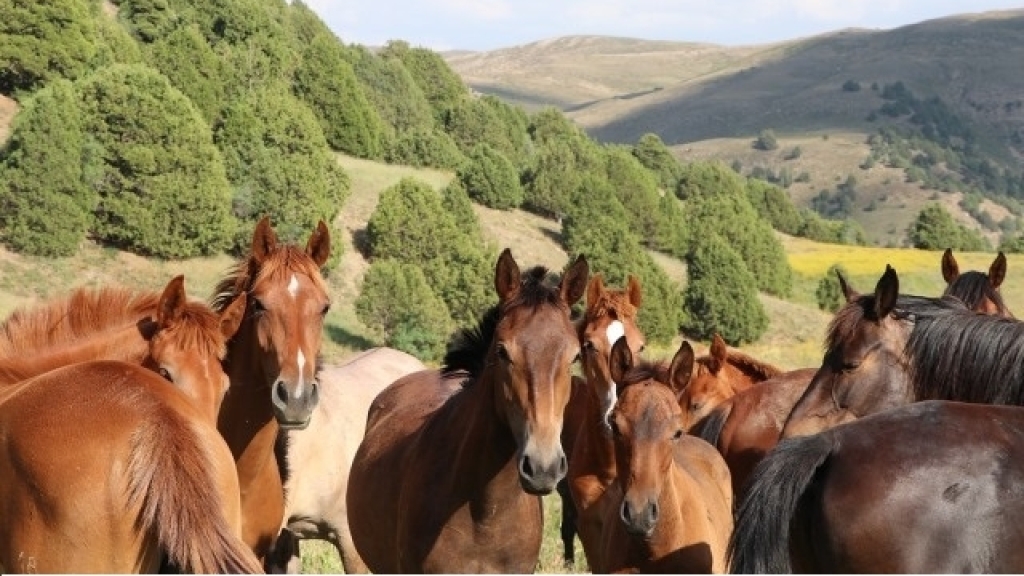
[0,215,1019,573]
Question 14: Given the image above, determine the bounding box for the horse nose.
[518,448,566,495]
[620,498,658,536]
[271,380,319,429]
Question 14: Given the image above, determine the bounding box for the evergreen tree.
[604,145,663,248]
[0,0,99,94]
[380,40,466,123]
[214,81,348,252]
[0,80,92,256]
[144,23,227,122]
[355,258,454,362]
[816,263,850,313]
[632,132,682,191]
[293,32,384,158]
[909,203,990,251]
[78,64,235,258]
[458,144,522,210]
[343,45,435,138]
[683,234,768,345]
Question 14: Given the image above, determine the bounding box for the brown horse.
[346,249,589,572]
[782,264,1023,439]
[564,274,645,572]
[211,217,332,560]
[731,400,1024,573]
[267,347,428,573]
[942,248,1011,317]
[0,277,260,573]
[603,337,733,574]
[680,333,783,432]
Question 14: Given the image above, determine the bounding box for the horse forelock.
[210,245,327,313]
[944,271,1011,317]
[0,285,160,357]
[907,302,1024,405]
[162,302,229,361]
[619,358,671,389]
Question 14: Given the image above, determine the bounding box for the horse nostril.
[275,381,288,404]
[558,454,568,476]
[520,455,535,478]
[620,501,632,524]
[650,501,659,523]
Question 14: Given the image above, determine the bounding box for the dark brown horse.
[211,217,332,560]
[564,274,645,572]
[782,264,1023,439]
[680,333,783,432]
[345,249,589,572]
[0,277,259,573]
[942,248,1011,317]
[730,400,1024,573]
[602,337,733,573]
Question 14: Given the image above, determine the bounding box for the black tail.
[695,402,731,447]
[728,433,834,574]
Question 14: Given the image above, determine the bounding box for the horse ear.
[585,273,605,313]
[495,248,521,303]
[305,220,331,268]
[626,275,643,309]
[669,341,695,400]
[609,336,633,385]
[560,254,589,308]
[251,216,278,264]
[941,248,959,284]
[157,275,187,329]
[219,293,247,340]
[837,269,858,303]
[990,251,1007,290]
[873,265,899,319]
[708,333,726,374]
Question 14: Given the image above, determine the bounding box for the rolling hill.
[444,9,1024,248]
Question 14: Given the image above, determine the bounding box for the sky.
[304,1,1024,52]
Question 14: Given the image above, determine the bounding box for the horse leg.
[556,478,577,567]
[333,521,370,574]
[264,528,301,574]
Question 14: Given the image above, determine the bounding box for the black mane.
[943,271,1012,317]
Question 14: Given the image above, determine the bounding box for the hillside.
[444,9,1024,247]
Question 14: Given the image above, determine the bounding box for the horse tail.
[728,432,834,574]
[125,400,262,573]
[695,401,732,447]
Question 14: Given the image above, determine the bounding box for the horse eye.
[673,429,684,440]
[609,419,622,437]
[583,340,596,353]
[840,360,862,372]
[320,302,331,317]
[158,367,172,382]
[496,343,511,363]
[250,298,266,316]
[638,343,646,353]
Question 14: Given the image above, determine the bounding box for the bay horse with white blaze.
[346,249,589,572]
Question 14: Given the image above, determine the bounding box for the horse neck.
[575,371,617,482]
[219,322,278,464]
[0,324,149,387]
[445,368,526,509]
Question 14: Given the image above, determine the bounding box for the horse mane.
[169,302,230,360]
[210,245,328,313]
[943,271,1011,317]
[442,266,567,379]
[0,285,160,357]
[697,348,783,380]
[905,297,1024,405]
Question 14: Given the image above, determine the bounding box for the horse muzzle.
[271,379,320,429]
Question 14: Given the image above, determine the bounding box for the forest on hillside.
[0,0,999,361]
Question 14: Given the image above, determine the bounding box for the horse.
[781,264,1024,439]
[941,248,1011,317]
[564,273,646,572]
[211,216,333,561]
[730,400,1024,573]
[694,368,817,498]
[266,347,428,574]
[679,333,784,432]
[602,337,733,574]
[0,276,261,573]
[345,249,589,572]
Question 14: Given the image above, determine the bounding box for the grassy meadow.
[2,153,1023,573]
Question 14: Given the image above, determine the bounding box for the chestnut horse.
[603,337,733,573]
[942,248,1011,317]
[0,277,260,572]
[267,347,428,573]
[782,264,1022,439]
[731,400,1024,573]
[211,217,332,560]
[565,274,645,572]
[680,333,783,432]
[346,249,589,572]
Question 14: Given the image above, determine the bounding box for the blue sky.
[304,1,1024,52]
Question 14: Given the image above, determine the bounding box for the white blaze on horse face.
[294,348,306,399]
[602,320,626,422]
[287,274,300,299]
